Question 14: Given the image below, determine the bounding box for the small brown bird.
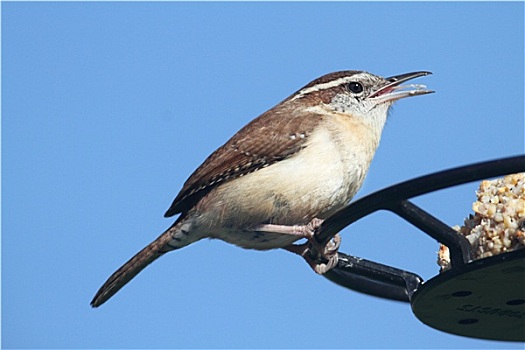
[91,70,433,307]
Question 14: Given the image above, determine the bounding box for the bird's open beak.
[368,71,434,103]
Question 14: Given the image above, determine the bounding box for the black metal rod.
[324,252,424,302]
[386,200,472,267]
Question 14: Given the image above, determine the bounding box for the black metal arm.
[319,155,525,302]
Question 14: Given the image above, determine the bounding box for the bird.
[91,70,433,307]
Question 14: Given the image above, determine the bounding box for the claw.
[283,218,340,274]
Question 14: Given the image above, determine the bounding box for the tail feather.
[90,225,178,308]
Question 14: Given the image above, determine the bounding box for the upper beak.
[368,71,434,103]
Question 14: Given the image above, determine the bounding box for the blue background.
[3,2,524,348]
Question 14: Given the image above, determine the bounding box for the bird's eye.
[346,82,364,94]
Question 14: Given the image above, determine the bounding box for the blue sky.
[2,1,524,349]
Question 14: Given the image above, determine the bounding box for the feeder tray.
[318,155,525,342]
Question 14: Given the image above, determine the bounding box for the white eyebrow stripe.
[296,77,351,96]
[291,72,371,101]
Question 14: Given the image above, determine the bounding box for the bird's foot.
[284,231,341,274]
[253,218,339,274]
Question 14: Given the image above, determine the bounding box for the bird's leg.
[251,218,324,239]
[251,218,340,274]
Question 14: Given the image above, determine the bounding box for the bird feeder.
[317,155,525,342]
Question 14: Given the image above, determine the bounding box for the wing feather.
[164,107,325,216]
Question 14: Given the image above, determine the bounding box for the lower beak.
[368,71,434,103]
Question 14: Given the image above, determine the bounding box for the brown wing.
[164,106,325,217]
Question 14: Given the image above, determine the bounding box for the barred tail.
[91,223,183,307]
